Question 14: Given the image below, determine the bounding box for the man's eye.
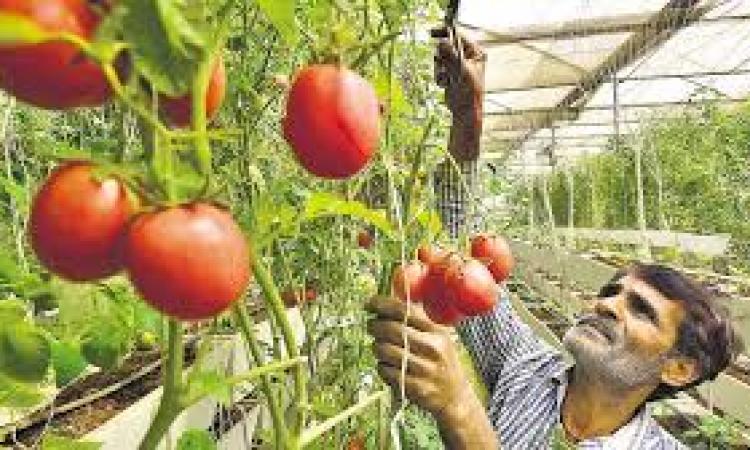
[629,294,658,323]
[598,283,621,298]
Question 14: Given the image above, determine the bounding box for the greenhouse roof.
[456,0,750,173]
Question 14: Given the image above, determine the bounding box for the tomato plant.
[283,64,381,179]
[124,203,251,321]
[29,161,135,282]
[0,0,112,109]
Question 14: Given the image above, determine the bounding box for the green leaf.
[41,434,101,450]
[120,0,209,96]
[256,0,299,46]
[0,174,28,211]
[0,298,28,322]
[184,370,231,406]
[177,429,217,450]
[302,192,395,238]
[0,13,50,45]
[0,323,51,383]
[0,373,43,408]
[414,209,443,236]
[51,339,89,388]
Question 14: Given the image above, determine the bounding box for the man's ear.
[661,356,699,387]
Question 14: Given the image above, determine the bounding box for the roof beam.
[462,12,750,47]
[485,68,750,95]
[483,97,745,135]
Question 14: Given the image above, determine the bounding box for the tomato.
[124,203,251,321]
[392,260,428,302]
[417,245,447,265]
[444,258,498,316]
[0,0,111,109]
[421,254,463,325]
[357,230,373,249]
[281,288,317,308]
[345,434,365,450]
[283,64,380,179]
[160,56,226,128]
[470,234,514,282]
[30,162,134,281]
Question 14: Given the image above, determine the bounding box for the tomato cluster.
[392,235,514,325]
[29,162,251,321]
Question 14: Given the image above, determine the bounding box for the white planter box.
[83,308,306,449]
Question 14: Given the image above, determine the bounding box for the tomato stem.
[138,320,184,450]
[233,302,290,449]
[248,244,308,440]
[298,390,388,448]
[192,55,213,178]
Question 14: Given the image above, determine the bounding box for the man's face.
[563,274,687,389]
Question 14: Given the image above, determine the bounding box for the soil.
[2,341,197,448]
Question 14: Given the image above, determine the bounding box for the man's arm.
[367,297,499,450]
[456,289,548,392]
[434,31,485,161]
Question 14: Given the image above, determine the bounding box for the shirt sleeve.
[455,288,548,392]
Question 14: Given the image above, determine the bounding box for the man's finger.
[459,35,486,62]
[367,319,442,359]
[374,342,435,376]
[377,363,434,403]
[365,296,436,332]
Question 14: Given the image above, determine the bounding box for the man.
[367,35,744,450]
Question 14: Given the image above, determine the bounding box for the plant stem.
[298,390,388,447]
[139,320,184,450]
[248,245,308,438]
[191,56,213,176]
[233,303,290,449]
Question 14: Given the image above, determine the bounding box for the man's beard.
[562,315,666,390]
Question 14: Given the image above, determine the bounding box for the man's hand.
[366,296,498,449]
[433,30,486,161]
[366,296,472,418]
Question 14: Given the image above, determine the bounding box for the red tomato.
[283,64,380,179]
[29,162,134,281]
[124,203,251,321]
[470,234,514,282]
[421,255,463,325]
[357,230,373,249]
[346,434,365,450]
[160,55,226,128]
[0,0,112,109]
[392,260,428,303]
[281,288,316,307]
[444,258,498,316]
[417,245,447,266]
